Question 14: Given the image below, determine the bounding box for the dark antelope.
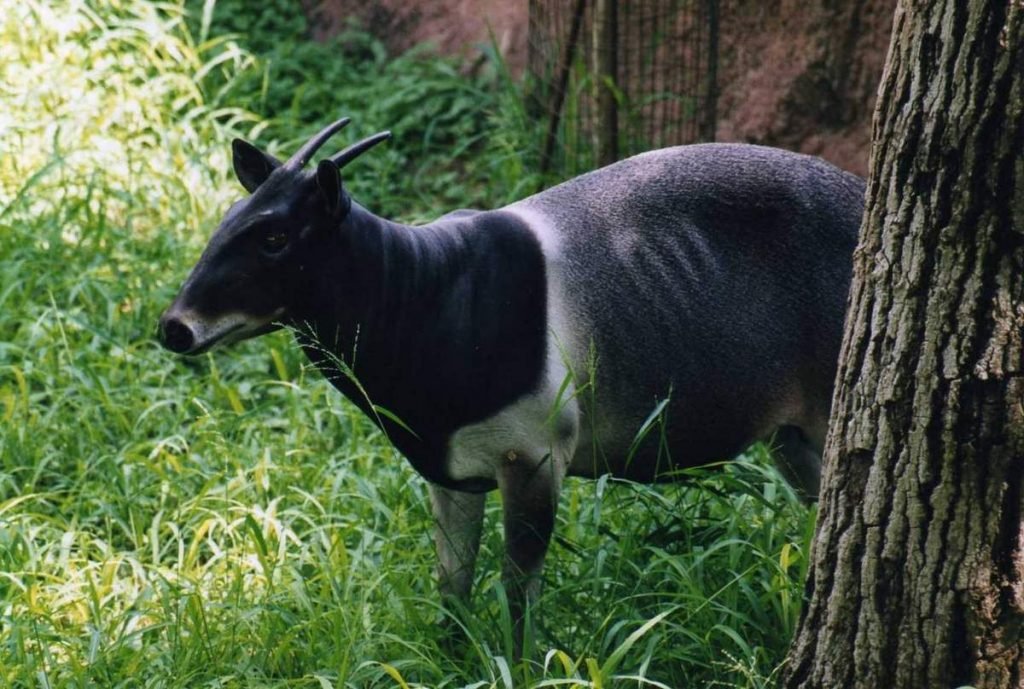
[159,117,864,646]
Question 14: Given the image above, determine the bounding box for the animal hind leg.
[771,425,822,501]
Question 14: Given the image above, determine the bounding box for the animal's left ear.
[315,159,349,218]
[232,139,281,193]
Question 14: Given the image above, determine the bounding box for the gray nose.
[159,315,195,354]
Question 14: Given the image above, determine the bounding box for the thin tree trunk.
[539,0,588,181]
[784,2,1024,688]
[592,0,618,167]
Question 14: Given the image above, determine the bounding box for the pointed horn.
[283,117,352,171]
[329,131,392,168]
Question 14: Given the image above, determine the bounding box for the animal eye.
[261,231,289,254]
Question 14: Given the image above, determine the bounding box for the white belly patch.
[446,207,581,482]
[446,344,579,482]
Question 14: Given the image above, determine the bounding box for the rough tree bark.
[784,2,1024,688]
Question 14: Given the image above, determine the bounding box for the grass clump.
[1,1,814,687]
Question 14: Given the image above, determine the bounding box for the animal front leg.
[497,450,563,655]
[428,484,486,603]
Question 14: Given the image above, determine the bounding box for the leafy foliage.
[1,1,813,687]
[183,0,543,216]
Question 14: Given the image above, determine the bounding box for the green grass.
[0,1,814,686]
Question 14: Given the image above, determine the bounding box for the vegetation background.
[1,1,812,686]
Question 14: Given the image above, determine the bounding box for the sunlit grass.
[1,1,813,687]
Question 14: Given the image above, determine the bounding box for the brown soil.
[303,0,529,75]
[715,0,896,175]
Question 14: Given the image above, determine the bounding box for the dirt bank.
[305,0,896,176]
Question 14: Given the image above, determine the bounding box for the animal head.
[158,118,390,355]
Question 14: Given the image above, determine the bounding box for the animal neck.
[289,202,461,377]
[284,201,548,484]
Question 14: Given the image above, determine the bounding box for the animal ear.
[232,139,281,193]
[316,159,348,217]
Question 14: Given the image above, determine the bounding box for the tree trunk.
[783,2,1024,688]
[592,0,618,167]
